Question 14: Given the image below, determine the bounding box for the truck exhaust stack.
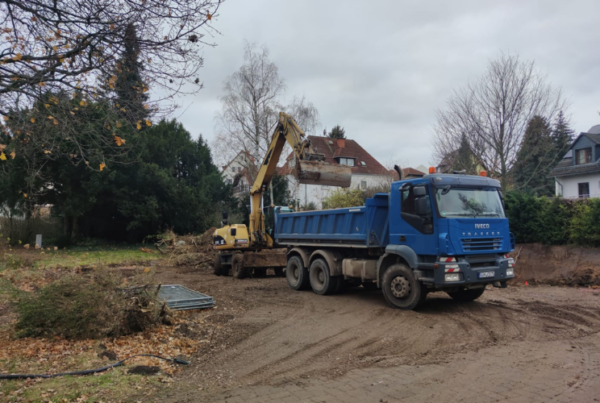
[295,159,352,188]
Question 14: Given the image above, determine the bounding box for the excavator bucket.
[295,160,352,187]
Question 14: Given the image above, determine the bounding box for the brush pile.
[156,228,217,271]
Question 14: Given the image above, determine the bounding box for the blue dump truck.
[274,172,515,310]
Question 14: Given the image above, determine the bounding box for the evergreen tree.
[552,111,574,161]
[107,23,149,126]
[451,134,481,175]
[513,115,554,195]
[328,125,346,139]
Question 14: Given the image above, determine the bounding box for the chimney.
[336,138,346,148]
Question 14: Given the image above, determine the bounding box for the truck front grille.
[461,238,502,251]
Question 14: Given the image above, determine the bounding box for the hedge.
[505,191,600,247]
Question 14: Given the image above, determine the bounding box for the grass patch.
[0,367,162,403]
[34,245,163,269]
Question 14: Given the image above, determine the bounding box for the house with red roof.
[280,137,396,208]
[221,151,256,198]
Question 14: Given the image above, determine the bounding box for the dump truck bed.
[275,193,389,248]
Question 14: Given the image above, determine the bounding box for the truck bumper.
[424,256,515,289]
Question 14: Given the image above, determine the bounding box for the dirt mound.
[158,228,217,270]
[510,243,600,286]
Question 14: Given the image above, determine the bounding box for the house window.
[578,182,590,198]
[339,158,355,166]
[231,166,235,172]
[226,178,233,185]
[360,161,366,166]
[361,180,367,190]
[575,148,592,165]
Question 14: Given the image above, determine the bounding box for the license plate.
[478,270,495,279]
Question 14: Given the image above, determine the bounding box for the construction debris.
[157,284,215,311]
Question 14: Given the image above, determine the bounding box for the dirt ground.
[135,264,600,403]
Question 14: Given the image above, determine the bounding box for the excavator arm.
[248,112,351,247]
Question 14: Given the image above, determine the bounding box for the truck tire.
[286,256,310,290]
[213,254,223,276]
[382,264,427,310]
[309,258,337,295]
[447,287,485,302]
[232,254,246,279]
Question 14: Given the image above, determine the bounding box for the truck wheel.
[447,287,485,302]
[273,268,285,277]
[309,259,336,295]
[286,256,309,290]
[382,264,427,310]
[232,254,246,279]
[213,254,223,276]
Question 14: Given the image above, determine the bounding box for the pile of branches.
[155,228,217,270]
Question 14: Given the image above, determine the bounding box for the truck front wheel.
[213,254,223,276]
[382,264,427,310]
[286,256,310,290]
[309,259,337,295]
[447,287,485,302]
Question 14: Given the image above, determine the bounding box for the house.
[550,125,600,198]
[221,151,256,198]
[281,137,395,208]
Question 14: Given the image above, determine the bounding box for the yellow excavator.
[213,112,352,278]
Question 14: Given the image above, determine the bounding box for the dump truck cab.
[387,173,514,292]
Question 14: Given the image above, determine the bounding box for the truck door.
[390,182,438,255]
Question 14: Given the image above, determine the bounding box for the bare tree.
[433,54,566,191]
[0,0,222,115]
[214,43,320,177]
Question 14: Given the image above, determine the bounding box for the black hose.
[0,354,190,380]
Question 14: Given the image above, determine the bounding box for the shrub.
[13,269,168,339]
[322,188,366,209]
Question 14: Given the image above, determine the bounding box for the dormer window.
[338,157,355,167]
[576,148,592,165]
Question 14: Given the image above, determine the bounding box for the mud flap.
[295,160,352,188]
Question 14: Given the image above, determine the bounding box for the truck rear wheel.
[309,259,337,295]
[232,254,246,279]
[286,256,309,290]
[382,264,427,310]
[447,287,485,302]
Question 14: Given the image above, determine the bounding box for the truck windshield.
[435,187,505,218]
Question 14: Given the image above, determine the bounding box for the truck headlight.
[506,268,514,277]
[445,273,461,282]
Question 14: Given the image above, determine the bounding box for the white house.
[550,125,600,198]
[281,137,398,208]
[221,151,256,199]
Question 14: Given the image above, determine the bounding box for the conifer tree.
[328,125,346,139]
[513,116,554,195]
[552,111,574,161]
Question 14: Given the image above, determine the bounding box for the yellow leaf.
[143,104,149,110]
[79,100,87,107]
[0,144,6,151]
[116,121,122,128]
[114,136,126,146]
[52,118,58,125]
[207,12,212,20]
[110,24,115,30]
[99,162,106,171]
[52,46,58,51]
[30,118,35,123]
[44,150,52,154]
[2,116,7,121]
[143,267,150,273]
[0,152,6,161]
[44,104,50,108]
[10,151,15,159]
[23,193,27,198]
[13,53,22,61]
[145,119,151,127]
[39,81,45,87]
[136,121,141,130]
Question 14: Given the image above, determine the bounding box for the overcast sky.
[172,0,600,169]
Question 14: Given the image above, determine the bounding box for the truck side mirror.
[413,186,426,197]
[415,197,429,216]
